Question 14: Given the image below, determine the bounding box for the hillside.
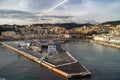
[32,23,92,29]
[102,20,120,25]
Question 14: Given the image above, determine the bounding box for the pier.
[91,40,120,49]
[2,41,91,79]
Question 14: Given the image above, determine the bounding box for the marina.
[2,40,91,78]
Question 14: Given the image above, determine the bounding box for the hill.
[32,23,93,29]
[102,20,120,25]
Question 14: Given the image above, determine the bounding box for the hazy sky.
[0,0,120,24]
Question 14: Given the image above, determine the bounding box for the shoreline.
[0,38,91,43]
[90,40,120,49]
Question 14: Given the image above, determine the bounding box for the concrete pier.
[2,42,91,78]
[91,40,120,49]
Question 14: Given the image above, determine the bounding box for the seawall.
[90,40,120,49]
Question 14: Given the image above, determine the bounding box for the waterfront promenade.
[90,40,120,49]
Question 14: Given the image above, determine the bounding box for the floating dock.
[2,41,91,78]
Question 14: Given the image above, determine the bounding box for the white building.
[109,38,120,43]
[94,35,120,43]
[93,35,109,42]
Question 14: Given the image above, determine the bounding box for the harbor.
[2,40,91,79]
[1,41,120,80]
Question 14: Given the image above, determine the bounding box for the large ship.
[3,39,91,78]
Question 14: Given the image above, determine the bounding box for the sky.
[0,0,120,24]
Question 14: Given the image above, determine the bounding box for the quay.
[90,40,120,49]
[2,41,91,79]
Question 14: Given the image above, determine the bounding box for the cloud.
[0,0,120,24]
[44,0,120,23]
[0,0,31,11]
[27,0,56,12]
[0,9,73,24]
[44,0,68,12]
[80,0,120,22]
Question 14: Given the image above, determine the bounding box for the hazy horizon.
[0,0,120,25]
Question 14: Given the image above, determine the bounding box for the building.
[109,25,120,36]
[94,35,120,43]
[1,31,16,39]
[93,35,109,42]
[109,38,120,43]
[64,34,71,39]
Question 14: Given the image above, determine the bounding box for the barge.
[3,40,91,78]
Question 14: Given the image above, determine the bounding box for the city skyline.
[0,0,120,24]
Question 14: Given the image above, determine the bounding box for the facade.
[109,38,120,43]
[94,35,120,43]
[109,25,120,36]
[64,34,71,39]
[93,35,109,42]
[1,31,16,39]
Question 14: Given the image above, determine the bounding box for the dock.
[91,40,120,49]
[2,41,91,79]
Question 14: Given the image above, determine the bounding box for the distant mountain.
[54,23,93,29]
[102,20,120,25]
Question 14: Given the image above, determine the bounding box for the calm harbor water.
[0,42,120,80]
